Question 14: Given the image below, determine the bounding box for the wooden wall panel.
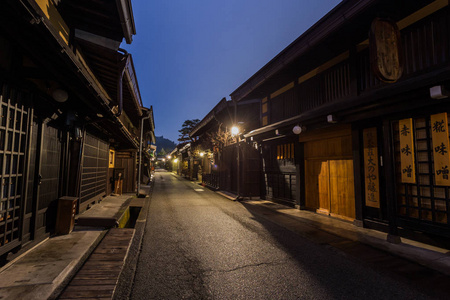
[80,133,108,207]
[304,135,352,159]
[317,161,330,214]
[305,160,321,210]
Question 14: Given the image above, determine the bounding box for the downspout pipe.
[117,49,130,117]
[138,111,151,196]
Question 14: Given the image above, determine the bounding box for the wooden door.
[115,151,136,193]
[303,126,355,220]
[329,159,355,221]
[220,145,237,194]
[305,159,355,220]
[241,142,261,197]
[305,159,329,212]
[35,123,62,238]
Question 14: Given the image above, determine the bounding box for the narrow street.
[130,170,446,300]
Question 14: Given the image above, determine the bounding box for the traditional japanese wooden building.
[189,98,261,197]
[0,0,154,258]
[231,0,450,246]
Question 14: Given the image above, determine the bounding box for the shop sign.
[369,18,403,83]
[399,118,416,183]
[431,113,450,186]
[109,150,115,168]
[363,128,380,208]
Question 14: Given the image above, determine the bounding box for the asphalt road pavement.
[130,170,438,300]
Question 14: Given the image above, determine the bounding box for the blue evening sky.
[124,0,341,143]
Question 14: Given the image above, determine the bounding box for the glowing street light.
[200,152,205,157]
[231,126,239,136]
[174,158,178,163]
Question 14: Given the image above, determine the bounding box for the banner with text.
[363,127,380,208]
[399,118,416,183]
[431,113,450,186]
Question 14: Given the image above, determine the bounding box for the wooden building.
[0,0,154,258]
[189,98,261,197]
[231,0,450,245]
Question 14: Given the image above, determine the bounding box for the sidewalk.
[215,190,450,277]
[0,191,142,300]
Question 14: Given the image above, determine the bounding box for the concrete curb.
[216,190,239,201]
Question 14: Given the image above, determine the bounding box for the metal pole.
[237,138,240,200]
[234,99,241,200]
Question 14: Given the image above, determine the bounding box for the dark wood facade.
[79,132,109,212]
[0,0,154,258]
[231,0,450,245]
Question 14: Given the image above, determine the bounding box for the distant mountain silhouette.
[154,136,176,153]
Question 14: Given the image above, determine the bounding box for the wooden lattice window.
[0,86,28,249]
[394,117,450,226]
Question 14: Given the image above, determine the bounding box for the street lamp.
[231,126,239,136]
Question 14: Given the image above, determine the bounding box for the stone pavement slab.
[76,193,134,227]
[0,230,106,300]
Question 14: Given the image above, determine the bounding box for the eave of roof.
[244,63,450,139]
[116,0,136,44]
[22,0,141,148]
[75,40,143,124]
[142,106,156,143]
[57,0,136,44]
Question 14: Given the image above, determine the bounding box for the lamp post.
[231,126,241,200]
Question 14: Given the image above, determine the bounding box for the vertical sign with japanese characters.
[363,128,380,208]
[399,118,416,183]
[431,113,450,186]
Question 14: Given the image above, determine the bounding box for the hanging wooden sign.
[363,128,380,208]
[369,18,403,83]
[431,113,450,186]
[399,118,416,183]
